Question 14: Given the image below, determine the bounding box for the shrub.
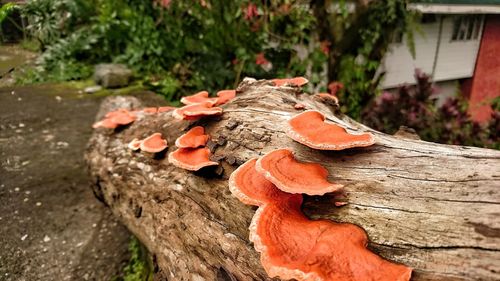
[362,70,499,149]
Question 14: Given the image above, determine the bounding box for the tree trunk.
[85,79,500,281]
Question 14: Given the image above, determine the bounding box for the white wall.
[433,16,482,81]
[380,15,483,89]
[381,21,440,88]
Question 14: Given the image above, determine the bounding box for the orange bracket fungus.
[271,77,309,87]
[172,102,223,120]
[168,147,218,171]
[255,148,343,196]
[127,138,142,151]
[175,126,210,148]
[228,158,300,206]
[294,103,305,110]
[139,133,168,153]
[287,110,375,150]
[92,109,136,129]
[229,158,412,281]
[180,91,218,106]
[215,89,237,106]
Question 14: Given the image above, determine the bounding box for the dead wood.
[85,79,500,281]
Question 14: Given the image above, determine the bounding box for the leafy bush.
[362,70,499,149]
[18,0,416,109]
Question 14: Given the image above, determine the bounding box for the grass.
[112,236,154,281]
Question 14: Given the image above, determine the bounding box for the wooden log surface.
[85,79,500,281]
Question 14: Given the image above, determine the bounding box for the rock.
[83,85,103,94]
[93,64,132,89]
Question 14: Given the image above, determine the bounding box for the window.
[451,15,483,41]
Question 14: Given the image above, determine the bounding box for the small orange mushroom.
[255,148,343,196]
[314,93,339,107]
[180,91,218,106]
[215,90,236,105]
[287,110,375,150]
[271,77,309,87]
[228,158,300,206]
[127,138,142,151]
[139,133,168,153]
[142,107,158,114]
[157,106,176,113]
[172,102,223,120]
[175,126,210,148]
[168,147,218,171]
[92,109,136,129]
[294,103,305,110]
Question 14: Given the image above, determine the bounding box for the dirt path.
[0,83,133,281]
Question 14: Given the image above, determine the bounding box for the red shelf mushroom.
[255,148,343,196]
[180,91,218,106]
[229,158,412,281]
[287,110,375,150]
[139,133,168,153]
[175,126,209,148]
[271,77,309,87]
[168,147,218,171]
[172,102,223,120]
[229,158,300,206]
[142,107,158,114]
[215,89,236,105]
[249,197,412,281]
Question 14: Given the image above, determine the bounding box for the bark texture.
[85,79,500,281]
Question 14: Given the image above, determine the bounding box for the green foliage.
[0,3,18,25]
[112,237,153,281]
[19,0,319,102]
[322,0,418,120]
[362,70,499,150]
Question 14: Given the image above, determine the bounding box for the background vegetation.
[3,0,498,148]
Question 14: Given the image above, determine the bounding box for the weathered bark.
[85,79,500,281]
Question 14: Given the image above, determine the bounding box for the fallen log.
[85,79,500,281]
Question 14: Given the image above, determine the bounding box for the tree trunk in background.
[85,79,500,281]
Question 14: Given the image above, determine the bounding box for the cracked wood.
[85,80,500,281]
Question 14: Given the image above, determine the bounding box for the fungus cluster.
[229,155,412,281]
[128,132,168,153]
[173,89,236,120]
[168,126,218,171]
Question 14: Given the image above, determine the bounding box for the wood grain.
[85,80,500,281]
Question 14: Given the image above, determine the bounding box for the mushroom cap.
[249,199,412,281]
[128,138,142,151]
[255,148,343,196]
[271,77,309,87]
[139,133,168,153]
[142,107,158,114]
[108,110,136,125]
[157,106,176,113]
[175,126,210,148]
[314,93,339,107]
[294,103,305,110]
[287,110,375,150]
[180,91,218,106]
[215,90,236,105]
[92,118,118,129]
[168,147,218,171]
[228,158,301,206]
[172,102,223,120]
